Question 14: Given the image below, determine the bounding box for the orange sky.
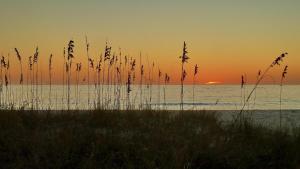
[0,0,299,84]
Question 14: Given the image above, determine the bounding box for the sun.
[205,81,221,85]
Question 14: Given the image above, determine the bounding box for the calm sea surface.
[1,85,299,111]
[1,84,299,126]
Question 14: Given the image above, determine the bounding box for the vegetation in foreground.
[0,110,300,169]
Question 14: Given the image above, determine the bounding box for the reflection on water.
[0,85,299,111]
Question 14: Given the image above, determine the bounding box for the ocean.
[1,84,299,111]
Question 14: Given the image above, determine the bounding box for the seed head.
[180,41,189,63]
[89,58,94,68]
[141,65,144,76]
[14,48,21,61]
[282,65,288,78]
[241,75,245,88]
[49,54,53,71]
[67,40,75,60]
[194,64,199,76]
[33,47,39,63]
[271,52,288,67]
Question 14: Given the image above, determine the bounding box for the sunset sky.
[0,0,299,84]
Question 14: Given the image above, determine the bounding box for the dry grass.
[0,109,299,169]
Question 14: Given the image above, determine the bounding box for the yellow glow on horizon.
[206,81,221,85]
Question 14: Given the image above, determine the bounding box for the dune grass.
[0,109,299,169]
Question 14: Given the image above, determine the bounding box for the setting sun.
[206,81,221,85]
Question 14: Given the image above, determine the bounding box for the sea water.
[1,85,299,111]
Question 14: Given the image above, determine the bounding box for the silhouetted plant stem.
[1,56,7,107]
[127,72,131,110]
[40,69,43,109]
[29,55,33,109]
[67,40,75,110]
[0,57,3,107]
[85,36,90,109]
[157,69,161,110]
[103,42,111,109]
[62,48,66,109]
[193,64,198,110]
[240,75,244,107]
[239,53,288,122]
[75,62,81,109]
[14,48,23,107]
[26,56,29,101]
[150,62,154,109]
[164,73,170,110]
[35,56,39,109]
[253,70,261,109]
[49,54,53,109]
[179,42,189,111]
[33,47,39,109]
[280,65,288,129]
[96,55,102,109]
[139,52,143,110]
[7,54,11,106]
[116,49,122,110]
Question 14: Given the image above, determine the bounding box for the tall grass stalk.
[0,56,4,107]
[29,55,33,109]
[67,40,75,110]
[33,47,39,109]
[103,42,111,109]
[26,56,29,101]
[126,72,131,110]
[123,55,128,110]
[7,54,11,106]
[62,48,66,109]
[157,69,161,110]
[116,49,122,110]
[40,67,43,109]
[179,42,189,111]
[139,52,143,110]
[85,36,90,109]
[150,62,154,109]
[253,70,261,109]
[280,65,288,129]
[0,57,2,107]
[193,64,198,109]
[4,74,8,107]
[239,53,288,120]
[96,55,102,109]
[146,56,152,109]
[14,48,23,106]
[49,54,53,109]
[240,75,245,107]
[76,62,81,109]
[164,73,170,110]
[1,57,7,107]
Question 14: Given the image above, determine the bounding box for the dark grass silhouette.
[0,109,299,169]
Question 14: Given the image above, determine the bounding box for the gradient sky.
[0,0,299,84]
